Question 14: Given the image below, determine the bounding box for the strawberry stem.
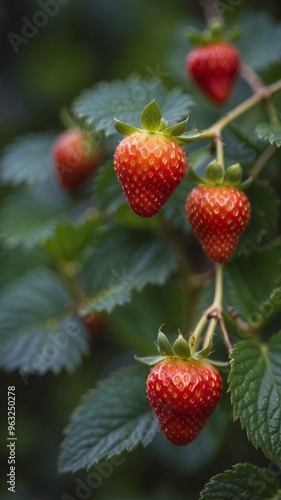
[200,78,281,139]
[189,263,230,353]
[214,133,225,172]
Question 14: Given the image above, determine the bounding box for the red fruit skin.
[146,358,223,446]
[52,128,104,191]
[113,132,187,217]
[185,185,251,263]
[84,312,107,336]
[186,42,240,103]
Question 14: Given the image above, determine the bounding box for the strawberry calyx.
[189,160,253,190]
[114,100,201,144]
[135,328,229,369]
[186,17,240,47]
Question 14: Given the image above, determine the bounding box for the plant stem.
[58,262,86,306]
[215,133,225,171]
[241,65,281,126]
[190,263,225,352]
[200,78,281,139]
[250,144,277,178]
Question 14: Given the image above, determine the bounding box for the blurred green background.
[1,0,281,499]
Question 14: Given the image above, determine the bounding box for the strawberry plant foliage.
[0,269,89,374]
[1,7,281,499]
[79,225,178,314]
[229,333,281,467]
[256,123,281,148]
[58,365,159,473]
[200,463,280,500]
[0,178,92,248]
[72,75,194,137]
[0,132,56,186]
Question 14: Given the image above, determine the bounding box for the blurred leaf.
[200,463,280,499]
[0,269,89,375]
[58,364,159,473]
[94,160,126,214]
[162,147,210,231]
[0,177,92,248]
[225,244,281,327]
[110,281,185,354]
[0,132,56,186]
[236,180,279,256]
[255,123,281,147]
[79,225,178,315]
[236,11,281,72]
[229,333,281,467]
[72,75,193,136]
[44,216,102,262]
[0,246,49,289]
[152,402,229,476]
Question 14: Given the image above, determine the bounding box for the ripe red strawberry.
[52,128,104,191]
[186,42,240,103]
[185,185,251,262]
[146,357,223,446]
[113,132,187,217]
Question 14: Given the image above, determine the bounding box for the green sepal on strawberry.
[136,330,223,446]
[113,100,201,218]
[185,18,241,104]
[186,161,251,263]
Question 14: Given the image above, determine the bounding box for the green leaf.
[229,333,281,466]
[236,180,279,256]
[0,132,56,186]
[72,75,193,137]
[0,269,89,375]
[152,402,229,476]
[236,11,281,72]
[44,217,102,262]
[94,160,126,215]
[0,177,92,248]
[0,246,49,289]
[79,225,178,315]
[225,244,281,329]
[200,463,280,499]
[256,123,281,147]
[58,364,159,473]
[140,100,162,132]
[110,281,185,354]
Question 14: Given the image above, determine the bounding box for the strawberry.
[185,185,251,263]
[113,131,187,217]
[186,42,240,104]
[52,128,104,192]
[146,357,223,446]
